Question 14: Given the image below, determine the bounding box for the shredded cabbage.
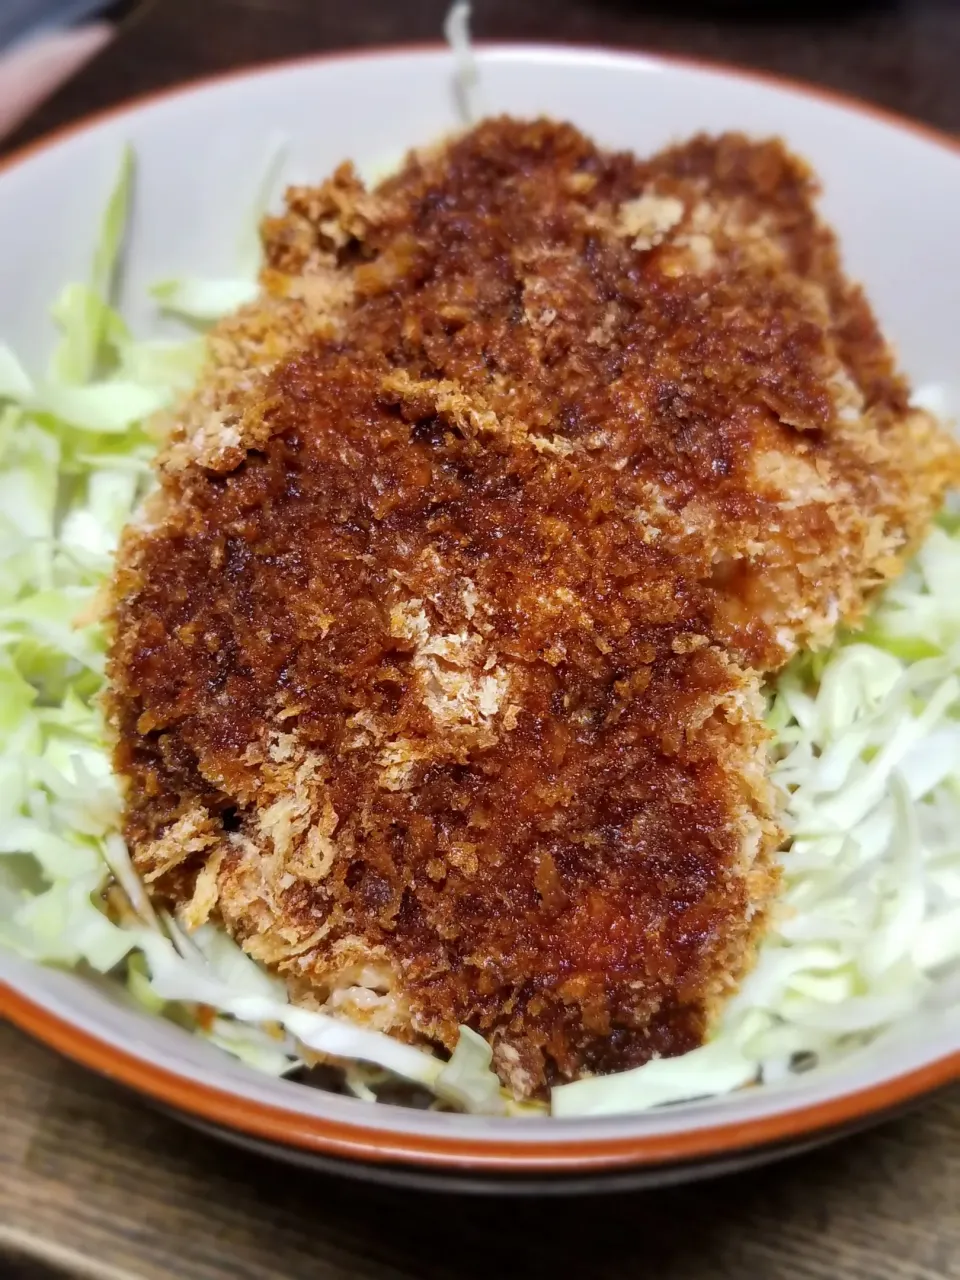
[2,140,959,1123]
[150,278,260,323]
[444,1,480,126]
[0,149,506,1116]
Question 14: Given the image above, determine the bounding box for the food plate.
[2,42,960,1192]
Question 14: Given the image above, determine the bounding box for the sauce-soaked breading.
[108,119,960,1097]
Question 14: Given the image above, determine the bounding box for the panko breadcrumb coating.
[107,119,960,1098]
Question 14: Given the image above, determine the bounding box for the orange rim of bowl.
[2,42,960,1175]
[5,981,960,1172]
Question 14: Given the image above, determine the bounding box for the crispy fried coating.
[107,119,960,1096]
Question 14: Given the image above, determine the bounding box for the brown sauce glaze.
[107,119,959,1096]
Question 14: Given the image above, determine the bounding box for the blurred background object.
[3,0,958,157]
[0,0,147,141]
[0,0,121,51]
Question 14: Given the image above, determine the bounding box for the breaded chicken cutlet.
[107,119,960,1098]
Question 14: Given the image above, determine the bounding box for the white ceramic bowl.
[2,44,960,1193]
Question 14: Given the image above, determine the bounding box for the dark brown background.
[9,0,960,151]
[3,1,960,1276]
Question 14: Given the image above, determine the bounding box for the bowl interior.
[1,45,959,1164]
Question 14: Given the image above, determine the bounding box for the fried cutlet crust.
[107,120,960,1096]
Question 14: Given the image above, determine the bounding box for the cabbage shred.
[2,153,959,1121]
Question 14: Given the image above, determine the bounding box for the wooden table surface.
[4,1,960,1276]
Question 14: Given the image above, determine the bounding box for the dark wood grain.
[3,0,960,1275]
[3,1019,960,1280]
